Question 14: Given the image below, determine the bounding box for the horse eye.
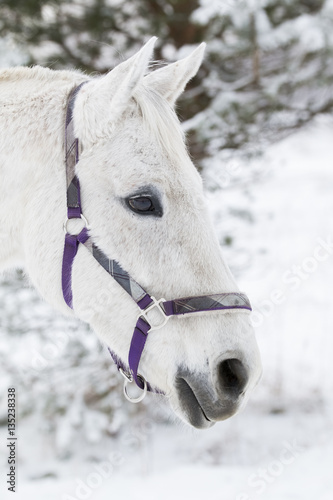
[128,196,153,213]
[125,190,163,217]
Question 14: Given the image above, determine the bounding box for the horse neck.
[0,68,83,271]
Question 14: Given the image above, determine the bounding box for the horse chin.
[173,393,241,430]
[181,403,216,430]
[169,384,214,430]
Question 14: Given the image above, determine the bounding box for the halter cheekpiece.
[62,83,252,403]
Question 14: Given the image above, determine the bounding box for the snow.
[1,409,333,499]
[1,106,333,498]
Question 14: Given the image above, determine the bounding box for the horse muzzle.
[174,353,260,429]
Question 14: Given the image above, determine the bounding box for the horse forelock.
[132,82,199,180]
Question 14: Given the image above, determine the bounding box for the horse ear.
[74,37,156,143]
[144,43,206,106]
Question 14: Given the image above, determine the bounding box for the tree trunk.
[250,12,260,87]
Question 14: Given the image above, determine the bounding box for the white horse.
[0,37,261,429]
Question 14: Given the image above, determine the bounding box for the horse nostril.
[217,358,248,397]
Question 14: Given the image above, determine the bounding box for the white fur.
[0,39,262,426]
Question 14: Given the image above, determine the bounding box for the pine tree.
[1,0,332,164]
[188,0,333,163]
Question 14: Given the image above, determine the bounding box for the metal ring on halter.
[63,214,89,234]
[119,368,148,403]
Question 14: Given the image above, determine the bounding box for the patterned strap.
[81,243,157,392]
[162,293,252,316]
[65,82,87,219]
[88,244,152,308]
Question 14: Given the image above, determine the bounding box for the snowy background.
[1,113,332,500]
[1,1,333,499]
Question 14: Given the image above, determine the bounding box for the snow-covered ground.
[1,118,333,499]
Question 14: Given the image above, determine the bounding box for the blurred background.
[0,1,332,499]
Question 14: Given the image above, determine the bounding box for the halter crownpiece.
[62,84,252,403]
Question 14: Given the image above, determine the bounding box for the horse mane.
[0,65,83,84]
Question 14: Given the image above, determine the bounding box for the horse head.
[5,38,262,428]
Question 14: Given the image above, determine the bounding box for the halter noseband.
[61,84,252,403]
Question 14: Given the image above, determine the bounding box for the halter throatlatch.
[62,84,252,403]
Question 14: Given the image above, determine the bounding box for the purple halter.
[62,84,252,402]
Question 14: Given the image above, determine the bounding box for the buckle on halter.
[139,296,169,332]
